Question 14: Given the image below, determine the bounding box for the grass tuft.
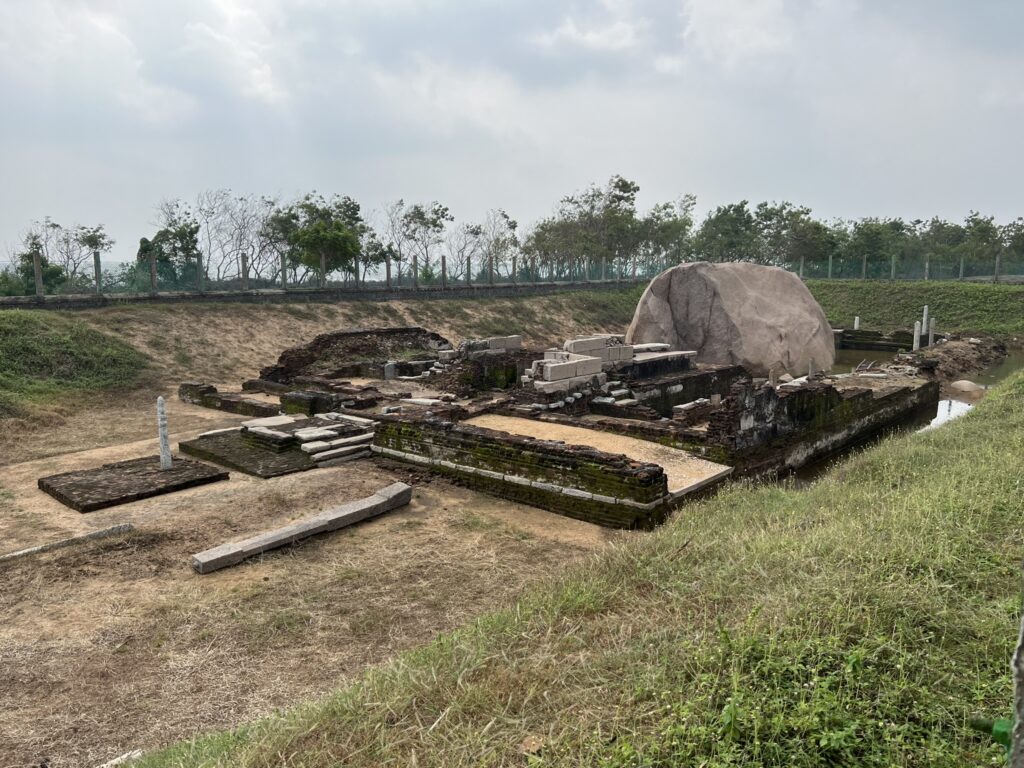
[0,310,149,417]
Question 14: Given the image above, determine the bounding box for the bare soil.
[0,301,629,767]
[0,409,615,767]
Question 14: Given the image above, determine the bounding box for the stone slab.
[191,482,412,573]
[301,432,374,453]
[241,415,296,428]
[38,457,229,513]
[179,431,314,478]
[292,427,340,442]
[313,444,370,461]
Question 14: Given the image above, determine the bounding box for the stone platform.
[38,457,229,513]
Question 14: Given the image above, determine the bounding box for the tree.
[480,210,518,283]
[402,202,453,288]
[693,201,759,263]
[4,234,65,295]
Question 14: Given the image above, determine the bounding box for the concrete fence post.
[928,317,936,346]
[827,252,833,279]
[32,248,44,297]
[93,250,102,293]
[148,250,158,294]
[913,320,921,351]
[854,316,860,331]
[922,305,929,337]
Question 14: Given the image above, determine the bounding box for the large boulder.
[625,262,835,376]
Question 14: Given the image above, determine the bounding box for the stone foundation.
[372,414,671,528]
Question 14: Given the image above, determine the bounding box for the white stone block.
[543,361,577,381]
[574,357,603,377]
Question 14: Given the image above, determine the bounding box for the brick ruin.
[177,325,940,528]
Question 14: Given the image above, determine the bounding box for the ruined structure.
[175,304,938,528]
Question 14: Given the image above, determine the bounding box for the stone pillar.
[93,250,102,293]
[157,396,172,470]
[853,316,860,331]
[913,321,921,352]
[928,317,936,346]
[922,305,929,337]
[808,358,817,377]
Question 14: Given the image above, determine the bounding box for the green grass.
[807,280,1024,336]
[137,371,1024,767]
[0,310,148,417]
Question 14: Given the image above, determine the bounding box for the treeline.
[3,176,1022,295]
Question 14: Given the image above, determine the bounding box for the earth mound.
[625,262,835,376]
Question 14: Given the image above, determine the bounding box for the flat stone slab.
[191,482,412,573]
[38,457,229,513]
[179,431,314,478]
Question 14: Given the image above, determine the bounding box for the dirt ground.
[0,401,616,767]
[0,301,631,767]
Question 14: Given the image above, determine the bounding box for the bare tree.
[480,209,519,284]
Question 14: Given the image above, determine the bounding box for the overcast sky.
[2,0,1022,262]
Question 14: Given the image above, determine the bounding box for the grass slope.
[807,280,1024,336]
[139,373,1024,767]
[0,310,148,417]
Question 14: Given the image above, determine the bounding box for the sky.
[2,0,1023,263]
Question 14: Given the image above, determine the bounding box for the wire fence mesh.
[0,252,1021,299]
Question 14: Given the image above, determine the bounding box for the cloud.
[682,0,794,68]
[2,0,1024,264]
[534,16,643,52]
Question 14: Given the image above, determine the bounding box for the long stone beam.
[191,482,412,574]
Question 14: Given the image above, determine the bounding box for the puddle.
[919,399,973,431]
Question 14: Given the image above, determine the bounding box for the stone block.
[241,415,296,428]
[632,342,671,353]
[293,427,339,442]
[438,349,459,362]
[542,361,577,381]
[564,337,607,354]
[533,372,606,394]
[314,444,371,461]
[574,357,603,377]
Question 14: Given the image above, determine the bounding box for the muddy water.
[922,349,1024,430]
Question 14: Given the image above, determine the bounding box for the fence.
[1,251,1022,307]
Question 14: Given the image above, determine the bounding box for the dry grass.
[0,450,615,767]
[136,373,1024,767]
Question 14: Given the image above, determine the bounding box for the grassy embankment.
[137,372,1024,766]
[0,310,148,419]
[807,280,1024,336]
